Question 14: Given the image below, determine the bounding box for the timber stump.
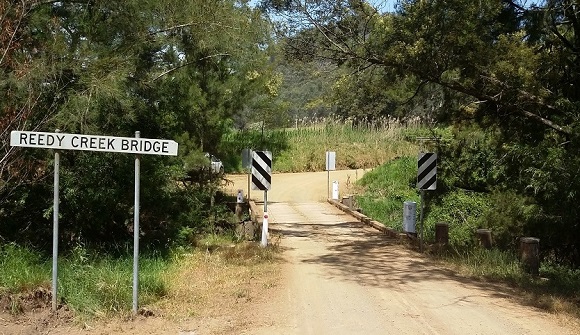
[435,222,449,245]
[520,237,540,276]
[476,229,493,249]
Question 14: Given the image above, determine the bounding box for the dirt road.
[227,170,578,335]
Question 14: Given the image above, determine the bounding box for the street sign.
[251,151,272,191]
[417,152,437,190]
[10,131,178,156]
[10,130,178,314]
[326,151,336,171]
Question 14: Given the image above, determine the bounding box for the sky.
[248,0,398,13]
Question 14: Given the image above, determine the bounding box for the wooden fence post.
[476,229,493,249]
[520,237,540,276]
[435,222,449,245]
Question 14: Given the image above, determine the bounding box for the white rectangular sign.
[326,151,336,171]
[10,131,178,156]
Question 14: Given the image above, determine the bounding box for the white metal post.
[52,129,60,311]
[133,131,141,314]
[327,170,330,199]
[419,190,425,253]
[247,170,251,200]
[261,191,268,247]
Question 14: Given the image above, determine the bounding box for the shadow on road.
[271,217,519,305]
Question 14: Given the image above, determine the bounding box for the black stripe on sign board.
[421,173,437,190]
[418,153,432,167]
[256,151,272,167]
[417,159,436,183]
[252,174,267,190]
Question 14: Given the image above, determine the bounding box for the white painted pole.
[419,190,425,253]
[52,129,60,311]
[327,170,330,199]
[133,131,141,314]
[261,191,268,247]
[247,170,251,201]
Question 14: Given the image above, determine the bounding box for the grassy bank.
[220,122,420,173]
[0,243,168,317]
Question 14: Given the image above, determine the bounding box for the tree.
[1,0,275,251]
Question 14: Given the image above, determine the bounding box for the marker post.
[261,191,268,247]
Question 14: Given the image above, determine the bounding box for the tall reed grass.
[221,120,422,173]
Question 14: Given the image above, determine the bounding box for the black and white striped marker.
[417,152,437,190]
[251,151,272,191]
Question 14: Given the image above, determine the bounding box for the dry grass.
[152,242,282,321]
[274,122,420,172]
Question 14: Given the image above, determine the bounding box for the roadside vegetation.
[220,118,420,173]
[0,236,279,319]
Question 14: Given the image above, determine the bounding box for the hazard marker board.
[417,152,437,190]
[251,151,272,190]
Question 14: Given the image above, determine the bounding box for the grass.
[355,156,420,230]
[0,236,280,321]
[0,244,168,318]
[220,120,421,173]
[58,247,168,318]
[440,247,580,317]
[0,243,50,294]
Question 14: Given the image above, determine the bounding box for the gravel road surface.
[227,170,578,335]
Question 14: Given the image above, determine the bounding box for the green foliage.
[59,247,167,316]
[426,190,491,249]
[478,191,541,250]
[437,128,505,192]
[0,243,49,294]
[539,261,580,295]
[1,1,275,253]
[437,125,580,263]
[220,128,291,172]
[356,157,419,230]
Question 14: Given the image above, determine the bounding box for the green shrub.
[478,191,540,249]
[426,190,491,248]
[356,156,419,230]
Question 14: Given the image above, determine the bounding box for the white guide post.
[261,191,268,247]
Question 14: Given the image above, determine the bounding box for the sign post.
[10,130,178,313]
[133,131,141,314]
[51,129,60,311]
[417,152,437,252]
[242,149,252,200]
